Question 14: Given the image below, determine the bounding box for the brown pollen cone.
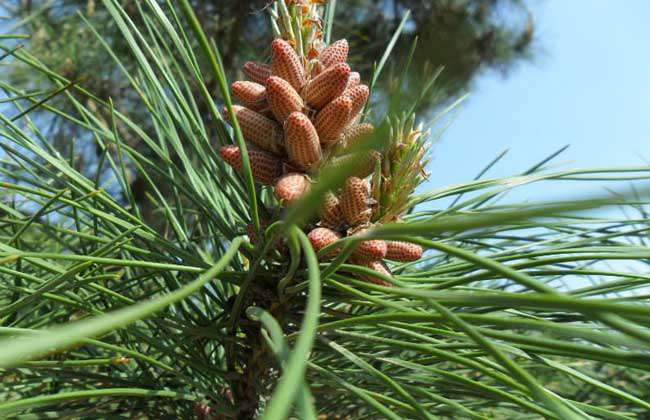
[231,81,267,112]
[320,39,349,68]
[284,111,322,171]
[266,76,304,122]
[220,145,282,185]
[223,106,284,155]
[350,228,387,262]
[353,259,394,287]
[385,241,423,262]
[274,173,311,205]
[319,191,345,229]
[243,61,271,85]
[308,227,342,259]
[271,38,305,91]
[345,71,361,93]
[340,176,372,225]
[344,84,369,123]
[304,63,350,109]
[314,95,353,147]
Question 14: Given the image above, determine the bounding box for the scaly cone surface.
[220,14,428,286]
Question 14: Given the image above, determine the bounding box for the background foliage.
[3,0,535,224]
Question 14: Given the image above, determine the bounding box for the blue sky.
[430,1,650,199]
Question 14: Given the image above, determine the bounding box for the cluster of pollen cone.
[220,38,422,286]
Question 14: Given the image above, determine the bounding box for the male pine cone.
[219,35,423,287]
